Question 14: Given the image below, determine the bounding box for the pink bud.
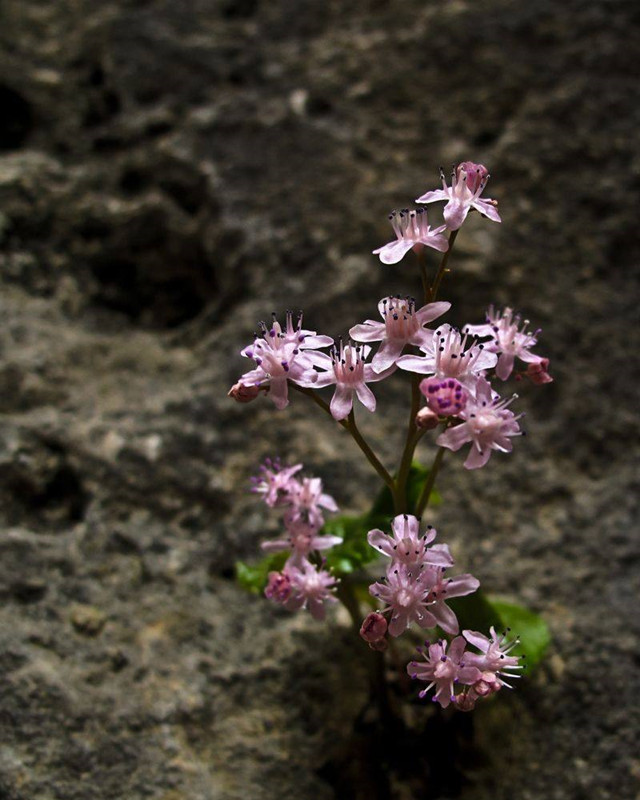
[456,162,490,194]
[420,377,468,416]
[359,612,388,643]
[264,571,292,603]
[525,358,553,385]
[472,671,502,697]
[415,407,439,430]
[454,690,478,712]
[228,381,261,403]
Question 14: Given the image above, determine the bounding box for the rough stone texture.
[0,0,639,798]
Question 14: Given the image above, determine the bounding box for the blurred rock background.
[0,1,638,798]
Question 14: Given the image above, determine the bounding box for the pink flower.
[286,476,339,530]
[261,516,343,559]
[239,312,333,410]
[314,342,395,421]
[416,163,501,231]
[525,357,553,385]
[250,458,303,507]
[464,306,543,380]
[421,566,480,634]
[463,627,524,689]
[407,637,482,708]
[284,559,338,620]
[437,377,522,469]
[420,377,469,417]
[373,208,449,265]
[349,296,451,373]
[367,514,454,570]
[397,324,498,389]
[370,565,437,637]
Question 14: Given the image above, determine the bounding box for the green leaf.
[235,551,288,594]
[322,513,385,574]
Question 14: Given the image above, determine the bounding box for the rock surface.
[0,0,639,798]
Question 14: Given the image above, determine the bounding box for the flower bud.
[359,612,388,643]
[456,162,490,194]
[420,377,468,416]
[472,671,502,697]
[415,407,439,430]
[525,358,553,385]
[264,571,292,603]
[228,381,260,403]
[454,690,478,712]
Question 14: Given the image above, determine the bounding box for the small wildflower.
[463,627,524,689]
[407,637,482,708]
[285,559,338,620]
[250,458,302,507]
[373,208,449,265]
[437,376,522,469]
[367,515,454,570]
[314,341,395,421]
[350,296,450,373]
[397,324,497,389]
[464,306,544,381]
[286,476,339,530]
[416,163,501,231]
[369,565,437,637]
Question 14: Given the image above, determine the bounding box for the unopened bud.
[228,381,260,403]
[264,571,292,603]
[359,612,388,643]
[525,358,553,385]
[456,161,489,194]
[454,690,478,712]
[415,407,439,430]
[473,671,502,697]
[420,377,468,416]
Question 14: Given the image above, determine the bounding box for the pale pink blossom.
[420,377,469,417]
[261,517,343,559]
[373,208,449,265]
[407,637,482,708]
[367,514,454,570]
[314,342,395,421]
[286,476,339,530]
[349,296,450,373]
[370,565,437,637]
[464,306,543,380]
[397,324,497,389]
[421,566,480,634]
[250,458,302,507]
[463,627,524,689]
[284,559,338,620]
[416,162,501,231]
[437,377,522,469]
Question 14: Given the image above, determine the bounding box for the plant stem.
[415,445,446,516]
[290,385,396,493]
[394,374,422,513]
[428,229,459,302]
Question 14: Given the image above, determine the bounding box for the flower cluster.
[365,514,478,639]
[233,160,548,716]
[407,627,524,710]
[252,459,341,620]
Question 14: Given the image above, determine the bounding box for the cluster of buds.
[252,459,341,620]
